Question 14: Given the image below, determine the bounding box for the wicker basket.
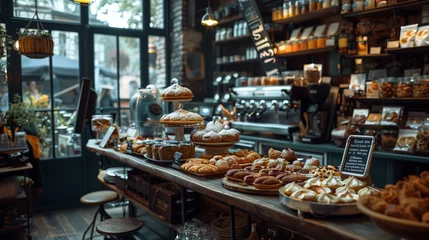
[0,176,18,200]
[18,36,53,58]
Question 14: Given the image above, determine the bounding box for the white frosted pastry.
[304,177,322,189]
[321,174,344,190]
[316,193,340,204]
[290,189,317,201]
[357,187,374,197]
[283,182,302,196]
[343,176,366,191]
[205,120,223,132]
[338,193,359,203]
[309,186,332,194]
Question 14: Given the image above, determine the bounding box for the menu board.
[238,0,280,76]
[340,135,375,177]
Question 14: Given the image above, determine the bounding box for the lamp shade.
[201,7,218,27]
[73,0,92,6]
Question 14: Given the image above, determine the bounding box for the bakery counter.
[86,140,397,240]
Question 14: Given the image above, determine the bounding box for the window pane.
[148,36,166,88]
[13,0,80,23]
[119,37,140,108]
[52,31,80,109]
[32,111,53,159]
[90,1,143,29]
[54,110,81,158]
[150,0,164,29]
[0,82,7,114]
[120,109,130,130]
[94,34,118,108]
[22,57,51,109]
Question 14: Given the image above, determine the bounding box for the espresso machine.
[231,85,310,138]
[300,83,339,143]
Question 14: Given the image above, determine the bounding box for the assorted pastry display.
[191,120,241,143]
[160,108,204,125]
[180,158,220,174]
[160,81,193,100]
[284,176,374,204]
[144,140,195,160]
[417,126,429,152]
[360,171,429,224]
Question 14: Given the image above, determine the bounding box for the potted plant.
[3,94,37,143]
[17,29,53,59]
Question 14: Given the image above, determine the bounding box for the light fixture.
[73,0,93,6]
[13,41,19,51]
[201,0,218,27]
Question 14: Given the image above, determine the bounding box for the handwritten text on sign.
[238,0,279,76]
[340,136,375,177]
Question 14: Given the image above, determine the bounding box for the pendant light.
[73,0,93,6]
[201,0,218,27]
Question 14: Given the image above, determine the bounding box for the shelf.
[274,7,340,25]
[214,34,250,45]
[342,0,429,19]
[0,190,26,206]
[385,45,429,54]
[97,171,180,230]
[0,222,27,235]
[217,59,260,66]
[217,15,244,26]
[276,46,336,58]
[352,96,429,103]
[341,53,392,58]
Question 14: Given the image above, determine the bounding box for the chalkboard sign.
[99,126,116,148]
[171,152,183,170]
[340,135,375,177]
[238,0,279,76]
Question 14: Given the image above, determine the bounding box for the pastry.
[343,176,366,191]
[267,159,280,168]
[218,129,236,142]
[357,187,374,197]
[335,186,359,203]
[243,174,258,185]
[188,164,206,173]
[304,177,322,189]
[180,162,194,171]
[160,109,203,125]
[308,186,332,195]
[226,169,251,182]
[197,164,217,174]
[280,148,296,161]
[268,148,282,159]
[321,174,344,190]
[253,176,282,189]
[311,167,338,179]
[290,189,317,201]
[275,172,291,180]
[217,164,230,173]
[205,120,223,132]
[267,169,285,177]
[279,174,308,184]
[190,130,205,142]
[186,158,209,164]
[304,156,320,168]
[283,182,302,196]
[360,195,388,213]
[285,164,302,172]
[292,160,304,167]
[161,82,193,99]
[316,193,340,204]
[202,131,222,143]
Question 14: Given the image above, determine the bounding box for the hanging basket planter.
[18,35,53,59]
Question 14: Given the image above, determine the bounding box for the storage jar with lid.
[341,0,353,14]
[298,39,307,50]
[248,77,255,86]
[378,77,396,98]
[364,129,380,146]
[291,40,299,52]
[331,0,340,6]
[276,7,283,20]
[262,76,271,86]
[285,40,292,53]
[413,76,429,97]
[277,41,287,54]
[365,0,376,9]
[395,77,413,98]
[269,75,279,85]
[254,77,262,86]
[295,0,302,15]
[416,126,429,152]
[301,0,309,14]
[309,0,318,11]
[289,0,296,17]
[322,0,331,8]
[381,130,398,148]
[353,0,364,11]
[283,1,290,19]
[307,36,317,49]
[316,36,326,48]
[317,0,323,10]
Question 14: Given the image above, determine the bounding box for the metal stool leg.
[82,208,100,240]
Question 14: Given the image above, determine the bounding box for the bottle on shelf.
[354,58,364,73]
[347,27,357,55]
[247,223,261,240]
[338,26,348,54]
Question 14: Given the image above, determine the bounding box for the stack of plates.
[211,216,247,240]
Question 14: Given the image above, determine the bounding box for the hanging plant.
[0,26,13,60]
[17,0,54,59]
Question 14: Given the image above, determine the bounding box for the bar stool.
[80,190,118,240]
[96,218,144,240]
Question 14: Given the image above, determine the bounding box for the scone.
[161,82,193,100]
[160,109,203,125]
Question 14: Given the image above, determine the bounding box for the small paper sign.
[340,135,375,177]
[313,24,327,37]
[99,126,115,148]
[370,47,381,54]
[172,152,183,170]
[300,26,314,40]
[387,41,399,49]
[126,128,138,138]
[127,139,133,154]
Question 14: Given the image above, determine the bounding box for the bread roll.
[253,176,281,189]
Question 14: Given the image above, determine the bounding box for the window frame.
[0,0,170,160]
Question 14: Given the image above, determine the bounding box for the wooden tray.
[160,97,193,102]
[221,177,280,195]
[357,200,429,240]
[184,170,228,177]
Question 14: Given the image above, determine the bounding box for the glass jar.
[247,77,254,86]
[295,0,303,15]
[302,0,309,14]
[323,0,331,8]
[364,129,380,146]
[414,76,429,97]
[316,36,326,48]
[381,130,398,148]
[277,75,286,85]
[387,0,397,5]
[277,41,287,54]
[298,39,307,50]
[310,0,318,11]
[353,0,365,12]
[283,1,290,19]
[376,0,387,7]
[254,77,262,86]
[307,36,317,49]
[272,8,278,21]
[261,76,271,86]
[416,126,429,152]
[291,40,299,52]
[379,77,396,98]
[276,7,283,20]
[331,0,340,6]
[395,77,414,98]
[289,0,296,17]
[285,40,292,53]
[317,0,323,10]
[341,0,353,14]
[270,75,279,85]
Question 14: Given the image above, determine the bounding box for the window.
[150,0,164,29]
[148,35,166,88]
[90,0,143,29]
[13,0,80,23]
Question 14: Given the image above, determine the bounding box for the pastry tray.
[279,186,360,216]
[160,97,193,102]
[222,178,280,195]
[143,153,187,163]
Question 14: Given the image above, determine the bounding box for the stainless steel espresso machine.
[231,85,310,139]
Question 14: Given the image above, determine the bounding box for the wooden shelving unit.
[274,7,341,25]
[214,34,250,45]
[352,96,429,103]
[342,0,429,19]
[341,53,392,58]
[217,59,260,66]
[276,46,336,58]
[217,15,244,26]
[0,222,28,235]
[385,45,429,54]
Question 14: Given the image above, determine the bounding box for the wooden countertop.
[86,140,398,240]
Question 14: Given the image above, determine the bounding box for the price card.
[340,135,375,178]
[127,139,133,154]
[113,138,118,148]
[126,128,138,138]
[171,152,183,170]
[99,126,116,148]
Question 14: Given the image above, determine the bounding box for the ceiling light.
[201,2,218,27]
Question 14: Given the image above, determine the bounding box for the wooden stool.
[96,218,144,240]
[80,190,118,240]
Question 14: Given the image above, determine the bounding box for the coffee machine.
[300,83,339,143]
[231,85,310,138]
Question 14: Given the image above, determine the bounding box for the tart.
[160,109,203,125]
